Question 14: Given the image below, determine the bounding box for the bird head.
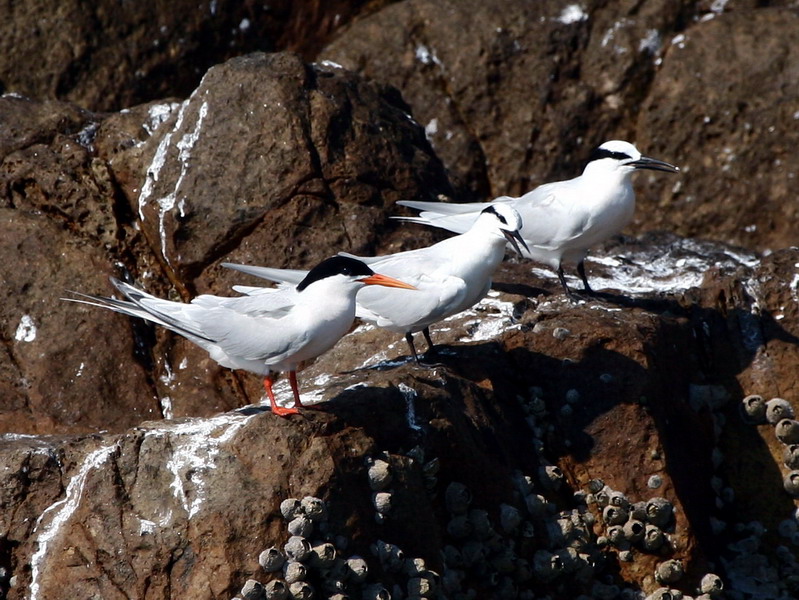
[586,140,679,175]
[478,204,530,255]
[297,256,416,292]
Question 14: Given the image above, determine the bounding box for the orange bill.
[361,273,417,290]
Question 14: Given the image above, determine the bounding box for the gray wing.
[222,262,307,285]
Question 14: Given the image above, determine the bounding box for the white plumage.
[398,140,679,298]
[224,204,528,362]
[65,256,415,416]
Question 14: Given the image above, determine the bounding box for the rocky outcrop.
[1,52,450,435]
[3,243,798,599]
[0,0,394,112]
[320,1,799,252]
[2,2,799,598]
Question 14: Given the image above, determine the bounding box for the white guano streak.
[138,99,209,264]
[29,444,117,600]
[155,412,251,521]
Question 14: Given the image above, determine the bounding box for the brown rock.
[0,209,161,434]
[115,52,450,282]
[0,0,393,112]
[637,9,799,252]
[321,2,799,252]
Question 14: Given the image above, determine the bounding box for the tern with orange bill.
[65,256,416,416]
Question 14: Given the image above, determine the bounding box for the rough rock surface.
[0,0,393,112]
[320,1,799,251]
[1,2,799,599]
[3,245,799,599]
[1,52,450,434]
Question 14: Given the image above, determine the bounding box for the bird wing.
[394,200,489,235]
[221,262,307,285]
[190,305,303,363]
[510,181,593,251]
[356,274,467,331]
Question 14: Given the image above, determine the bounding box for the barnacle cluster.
[235,495,370,600]
[588,481,673,557]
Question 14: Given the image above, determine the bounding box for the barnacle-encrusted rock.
[460,540,487,567]
[645,497,674,527]
[372,491,393,515]
[283,560,308,584]
[655,559,684,584]
[740,394,767,424]
[280,498,303,521]
[642,524,666,551]
[309,541,337,569]
[594,486,611,507]
[784,444,799,469]
[441,568,464,593]
[608,490,630,509]
[372,540,404,572]
[645,587,676,600]
[532,549,562,583]
[345,556,368,582]
[623,519,646,543]
[587,479,605,494]
[242,578,265,600]
[284,536,312,563]
[362,583,391,600]
[445,482,472,514]
[699,572,724,596]
[288,580,314,600]
[442,544,463,568]
[592,581,621,600]
[603,505,629,526]
[765,397,794,424]
[606,525,626,547]
[446,514,474,540]
[403,557,427,576]
[407,575,435,596]
[784,471,799,497]
[629,501,648,522]
[490,547,517,574]
[300,496,328,522]
[539,464,564,491]
[776,419,799,444]
[265,579,290,600]
[367,458,393,491]
[288,515,314,538]
[259,547,287,573]
[520,521,535,538]
[468,508,494,539]
[524,493,549,518]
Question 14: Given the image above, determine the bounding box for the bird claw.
[271,404,301,417]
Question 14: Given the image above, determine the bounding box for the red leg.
[288,371,304,408]
[264,374,299,417]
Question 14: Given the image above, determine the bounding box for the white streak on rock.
[398,383,423,432]
[30,444,117,600]
[153,412,251,520]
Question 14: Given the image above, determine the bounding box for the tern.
[65,256,416,416]
[397,140,679,298]
[222,204,529,363]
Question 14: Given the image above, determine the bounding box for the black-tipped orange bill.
[361,273,417,290]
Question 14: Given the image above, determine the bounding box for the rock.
[0,0,391,111]
[3,3,799,598]
[0,52,451,431]
[637,9,799,252]
[321,2,799,253]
